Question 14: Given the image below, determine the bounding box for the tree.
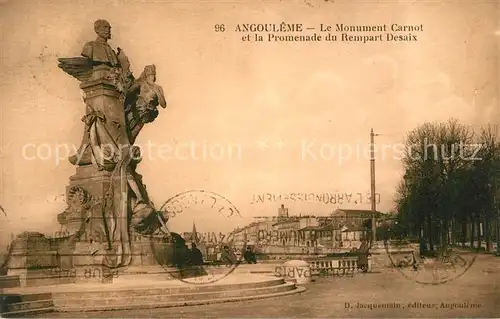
[395,119,481,252]
[470,124,500,250]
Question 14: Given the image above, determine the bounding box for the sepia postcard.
[0,0,499,317]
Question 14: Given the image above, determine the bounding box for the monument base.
[5,228,170,287]
[1,273,305,317]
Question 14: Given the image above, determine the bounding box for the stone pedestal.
[53,165,166,277]
[57,64,128,237]
[129,232,162,267]
[80,64,130,147]
[7,233,56,270]
[280,260,311,285]
[58,166,111,235]
[54,67,130,274]
[6,232,64,287]
[73,265,115,284]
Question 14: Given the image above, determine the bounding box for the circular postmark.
[150,190,246,285]
[384,239,478,285]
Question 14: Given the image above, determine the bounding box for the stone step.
[52,282,297,310]
[56,284,306,312]
[118,265,278,280]
[1,307,54,318]
[1,294,54,318]
[2,293,52,303]
[1,275,305,315]
[0,275,21,289]
[5,299,53,313]
[48,277,285,299]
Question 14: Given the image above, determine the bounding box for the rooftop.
[332,209,384,217]
[298,226,324,231]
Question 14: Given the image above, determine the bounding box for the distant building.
[332,208,383,218]
[331,209,383,228]
[277,204,289,221]
[272,217,301,246]
[330,209,384,249]
[229,206,387,255]
[231,220,274,249]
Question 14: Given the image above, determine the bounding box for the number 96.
[214,24,225,32]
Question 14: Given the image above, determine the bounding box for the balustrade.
[307,257,359,276]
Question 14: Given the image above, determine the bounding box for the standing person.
[244,246,257,264]
[190,243,204,266]
[420,236,427,256]
[189,243,207,277]
[172,234,189,269]
[357,239,370,272]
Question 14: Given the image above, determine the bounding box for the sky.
[0,0,499,243]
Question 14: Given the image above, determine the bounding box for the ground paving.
[34,254,500,318]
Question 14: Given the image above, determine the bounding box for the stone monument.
[0,21,304,318]
[6,19,170,285]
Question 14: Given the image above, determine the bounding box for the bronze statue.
[57,19,170,268]
[81,19,119,67]
[59,19,134,166]
[125,65,167,142]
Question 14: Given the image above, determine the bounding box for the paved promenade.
[35,254,500,318]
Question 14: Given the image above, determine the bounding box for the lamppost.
[370,128,378,247]
[495,154,500,256]
[491,137,500,256]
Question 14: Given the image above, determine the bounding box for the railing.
[305,256,360,276]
